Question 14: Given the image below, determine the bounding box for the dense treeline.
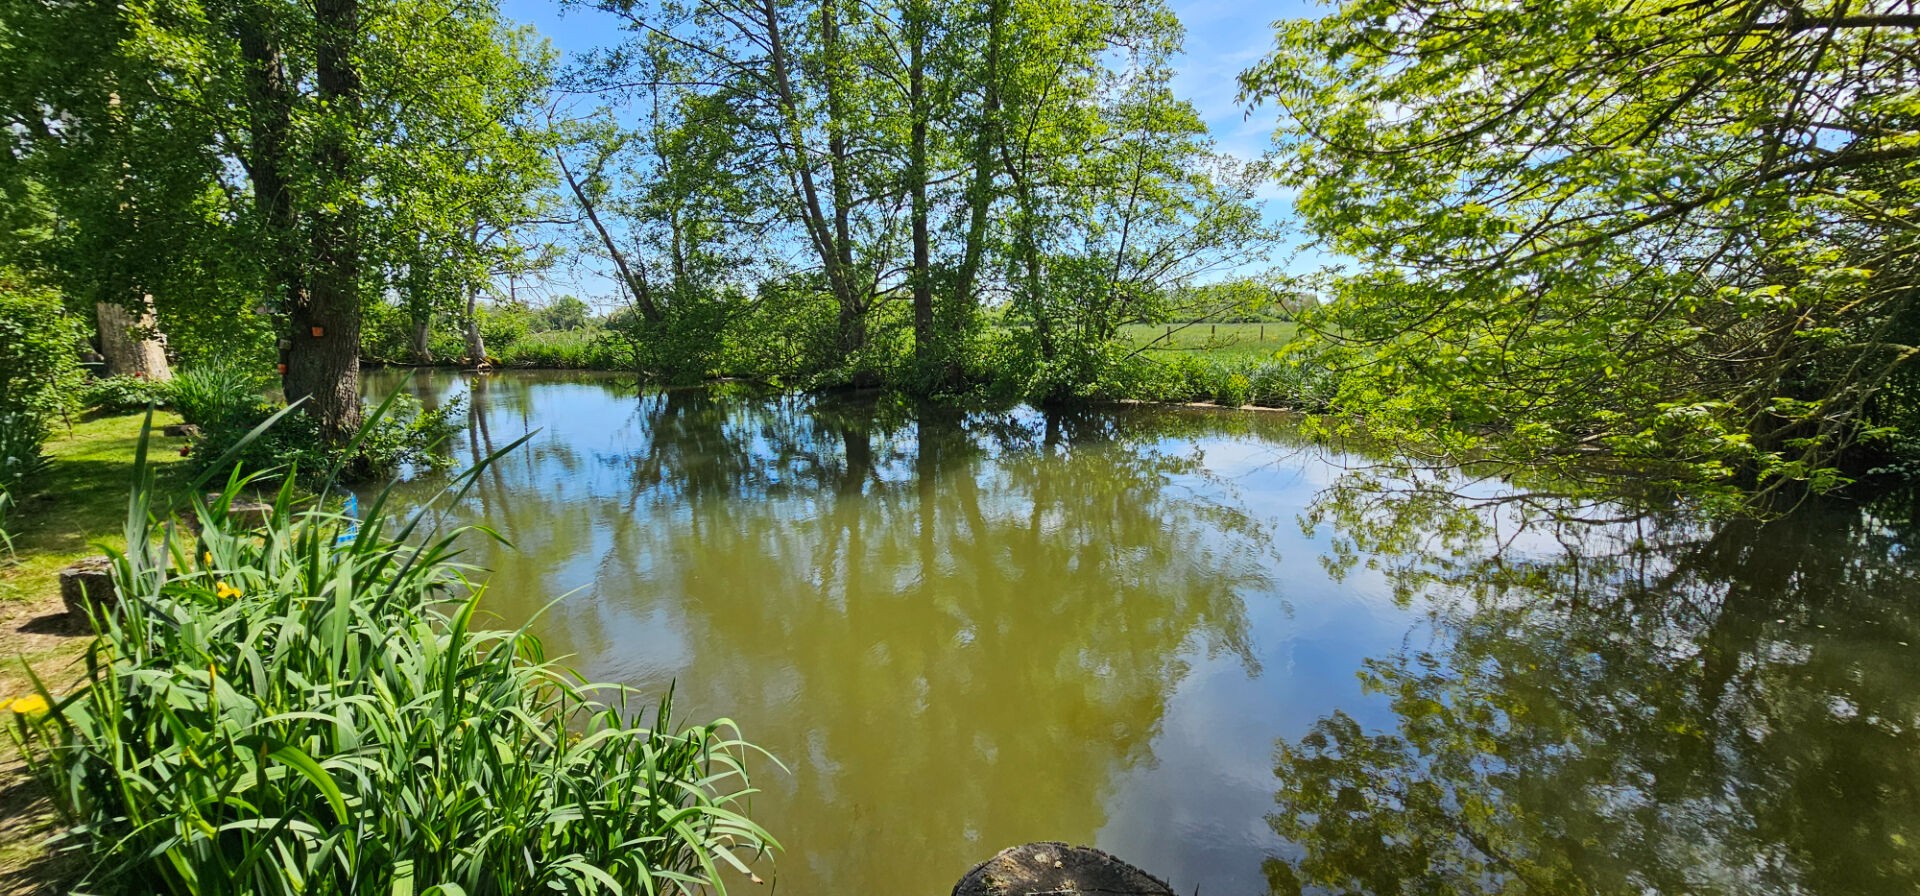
[543,0,1277,393]
[8,0,1920,501]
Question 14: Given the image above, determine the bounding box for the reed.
[10,408,775,895]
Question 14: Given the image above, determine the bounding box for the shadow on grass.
[0,752,78,895]
[18,612,86,637]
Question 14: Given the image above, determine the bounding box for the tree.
[538,296,594,332]
[0,0,255,373]
[3,0,553,442]
[1241,0,1920,495]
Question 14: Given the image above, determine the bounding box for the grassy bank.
[1120,321,1299,364]
[0,410,191,606]
[0,410,191,892]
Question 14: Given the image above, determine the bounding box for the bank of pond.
[14,368,1920,895]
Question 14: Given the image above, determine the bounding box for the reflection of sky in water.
[371,370,1433,895]
[364,370,1920,896]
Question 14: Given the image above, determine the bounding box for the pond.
[365,369,1920,896]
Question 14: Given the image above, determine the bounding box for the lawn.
[2,410,192,606]
[0,410,191,893]
[1120,321,1300,364]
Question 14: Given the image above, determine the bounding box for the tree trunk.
[821,0,865,357]
[952,0,1003,314]
[288,0,365,443]
[95,298,172,380]
[908,0,932,358]
[410,311,432,363]
[234,8,307,338]
[464,284,488,366]
[952,843,1173,896]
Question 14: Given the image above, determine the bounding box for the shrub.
[166,361,271,427]
[495,328,615,370]
[0,410,48,497]
[187,391,463,485]
[79,375,171,414]
[10,423,776,894]
[0,270,84,493]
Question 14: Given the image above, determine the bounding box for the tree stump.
[228,502,274,530]
[952,843,1174,896]
[162,423,201,438]
[58,557,117,619]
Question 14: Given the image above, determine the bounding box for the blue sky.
[496,0,1322,304]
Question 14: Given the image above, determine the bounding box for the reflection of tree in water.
[569,395,1274,894]
[374,378,1289,894]
[1269,471,1920,895]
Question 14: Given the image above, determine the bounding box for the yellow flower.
[215,582,241,601]
[9,695,49,717]
[202,552,212,567]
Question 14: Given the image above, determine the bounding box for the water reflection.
[367,371,1920,896]
[375,371,1284,894]
[1270,473,1920,895]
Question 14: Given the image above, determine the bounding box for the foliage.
[165,361,273,428]
[495,329,620,370]
[188,392,462,486]
[0,269,84,429]
[562,0,1281,392]
[537,295,594,332]
[78,375,172,415]
[1241,0,1920,495]
[0,271,80,498]
[10,417,776,894]
[0,412,48,500]
[2,0,557,439]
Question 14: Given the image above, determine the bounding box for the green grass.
[0,410,191,605]
[1121,321,1300,363]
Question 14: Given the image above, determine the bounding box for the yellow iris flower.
[215,582,242,600]
[9,695,49,716]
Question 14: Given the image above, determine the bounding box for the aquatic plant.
[10,411,775,894]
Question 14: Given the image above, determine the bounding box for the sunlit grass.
[1120,321,1300,364]
[0,410,191,605]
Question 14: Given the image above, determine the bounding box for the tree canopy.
[1242,0,1920,494]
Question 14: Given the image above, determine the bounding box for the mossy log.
[951,842,1174,896]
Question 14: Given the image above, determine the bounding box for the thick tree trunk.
[288,0,365,443]
[235,11,304,316]
[95,298,172,380]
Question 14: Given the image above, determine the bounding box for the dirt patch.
[0,593,91,895]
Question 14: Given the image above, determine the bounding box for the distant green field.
[1121,321,1300,363]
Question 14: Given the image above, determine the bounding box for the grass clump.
[165,361,270,428]
[9,413,776,895]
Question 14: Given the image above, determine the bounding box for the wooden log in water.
[951,842,1174,896]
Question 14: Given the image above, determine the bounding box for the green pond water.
[364,368,1920,895]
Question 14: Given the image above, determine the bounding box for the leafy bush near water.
[166,361,271,428]
[186,391,463,485]
[9,418,776,894]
